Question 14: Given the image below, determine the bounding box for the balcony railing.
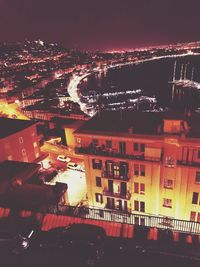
[75,146,161,163]
[101,170,129,181]
[177,160,200,168]
[103,189,131,200]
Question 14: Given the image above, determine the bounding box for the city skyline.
[1,0,200,50]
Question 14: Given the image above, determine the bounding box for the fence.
[51,205,200,234]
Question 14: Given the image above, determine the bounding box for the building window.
[163,198,172,208]
[22,148,27,156]
[198,213,200,223]
[140,165,145,176]
[134,143,145,152]
[76,138,81,144]
[190,211,196,221]
[134,164,139,176]
[134,183,139,193]
[19,137,23,144]
[164,179,173,189]
[134,200,145,212]
[195,172,200,183]
[33,142,37,148]
[134,200,139,211]
[119,141,126,155]
[7,155,13,160]
[134,143,139,152]
[141,144,145,153]
[134,183,145,194]
[96,177,102,187]
[92,139,98,146]
[95,193,103,203]
[119,162,129,178]
[165,156,175,167]
[106,140,112,149]
[140,183,145,194]
[192,192,199,205]
[140,201,145,212]
[92,159,102,170]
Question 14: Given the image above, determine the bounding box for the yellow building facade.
[74,111,200,224]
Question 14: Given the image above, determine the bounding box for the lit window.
[22,149,26,156]
[163,198,172,208]
[7,155,13,160]
[165,156,175,167]
[164,179,173,189]
[19,137,23,144]
[76,138,81,144]
[95,193,103,203]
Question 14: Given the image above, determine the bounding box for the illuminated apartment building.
[74,111,200,223]
[0,118,41,163]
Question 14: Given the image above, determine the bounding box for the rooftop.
[75,111,164,136]
[0,160,40,194]
[75,110,200,138]
[0,118,36,138]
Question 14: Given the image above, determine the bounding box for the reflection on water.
[78,55,200,116]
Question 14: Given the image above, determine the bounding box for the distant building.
[0,118,41,163]
[74,110,200,224]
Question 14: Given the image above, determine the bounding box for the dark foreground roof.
[0,118,36,138]
[0,160,40,182]
[75,111,164,136]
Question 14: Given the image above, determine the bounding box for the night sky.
[1,0,200,51]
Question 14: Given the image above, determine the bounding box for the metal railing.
[51,205,200,234]
[177,160,200,168]
[101,170,129,181]
[103,190,131,200]
[75,146,161,163]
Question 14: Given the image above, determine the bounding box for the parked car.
[0,217,40,255]
[37,223,106,265]
[57,155,71,163]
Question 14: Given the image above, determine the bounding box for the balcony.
[75,146,161,163]
[103,189,131,200]
[177,160,200,168]
[101,170,129,181]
